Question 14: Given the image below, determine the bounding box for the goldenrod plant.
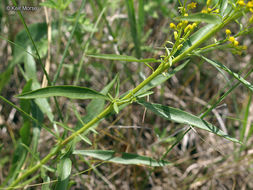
[0,0,253,189]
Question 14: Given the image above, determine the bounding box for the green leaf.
[20,121,31,146]
[219,0,228,17]
[24,46,54,122]
[137,0,145,37]
[113,102,119,114]
[73,150,170,167]
[16,86,109,100]
[87,53,159,63]
[175,13,222,24]
[137,100,241,144]
[199,55,253,92]
[175,24,216,57]
[55,158,72,190]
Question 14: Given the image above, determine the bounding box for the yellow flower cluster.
[225,29,247,54]
[229,36,239,46]
[226,29,239,46]
[236,0,253,9]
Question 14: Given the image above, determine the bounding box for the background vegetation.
[0,0,253,189]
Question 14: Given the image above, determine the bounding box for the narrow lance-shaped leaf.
[175,13,222,24]
[199,55,253,92]
[74,150,171,167]
[16,85,110,100]
[87,53,160,63]
[137,99,241,144]
[55,158,72,190]
[219,0,228,17]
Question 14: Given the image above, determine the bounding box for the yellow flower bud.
[184,24,193,33]
[229,36,235,43]
[207,0,212,7]
[192,23,197,28]
[174,31,178,40]
[184,13,189,17]
[183,20,189,25]
[207,8,212,12]
[201,9,208,13]
[177,44,183,50]
[237,0,245,6]
[177,22,183,29]
[247,1,253,8]
[170,23,176,29]
[225,29,231,35]
[233,40,239,46]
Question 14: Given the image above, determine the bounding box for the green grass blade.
[137,99,241,144]
[16,86,110,100]
[199,55,253,92]
[175,13,222,24]
[137,0,144,37]
[87,53,159,63]
[125,0,141,58]
[74,150,171,167]
[95,0,116,39]
[240,92,252,143]
[55,158,72,190]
